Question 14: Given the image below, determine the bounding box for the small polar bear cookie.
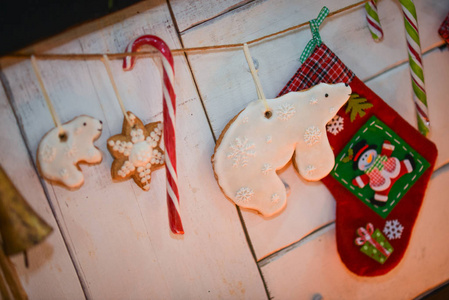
[37,115,103,189]
[107,111,164,191]
[212,82,352,217]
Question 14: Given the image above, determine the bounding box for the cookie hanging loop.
[101,54,133,127]
[30,55,65,136]
[242,43,271,115]
[299,6,329,63]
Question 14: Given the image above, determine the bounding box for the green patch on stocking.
[359,228,393,264]
[331,116,430,218]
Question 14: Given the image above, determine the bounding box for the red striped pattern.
[123,35,184,235]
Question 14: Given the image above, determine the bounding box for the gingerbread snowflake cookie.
[37,115,103,189]
[107,111,164,191]
[212,83,351,217]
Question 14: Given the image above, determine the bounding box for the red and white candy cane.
[123,35,184,235]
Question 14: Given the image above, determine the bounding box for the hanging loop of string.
[299,6,329,63]
[30,55,65,136]
[101,54,133,126]
[242,43,271,115]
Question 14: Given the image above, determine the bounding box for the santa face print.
[358,149,378,171]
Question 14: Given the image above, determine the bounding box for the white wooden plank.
[169,0,252,32]
[0,80,85,298]
[182,0,448,138]
[261,169,449,299]
[181,0,449,260]
[367,47,449,169]
[240,164,336,260]
[1,1,266,298]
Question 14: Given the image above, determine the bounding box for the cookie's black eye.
[325,93,329,98]
[83,122,87,126]
[99,120,103,124]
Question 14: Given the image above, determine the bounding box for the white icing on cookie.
[213,83,351,216]
[309,96,318,105]
[271,193,280,203]
[108,112,164,191]
[306,165,316,175]
[265,135,272,144]
[276,103,296,121]
[227,137,256,168]
[37,115,103,189]
[235,187,254,204]
[129,141,153,167]
[40,144,56,163]
[261,163,273,175]
[304,126,322,146]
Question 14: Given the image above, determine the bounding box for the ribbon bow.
[355,223,391,258]
[299,6,330,64]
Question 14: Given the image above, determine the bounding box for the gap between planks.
[167,1,272,298]
[254,45,448,266]
[178,0,257,34]
[0,71,91,299]
[258,161,449,267]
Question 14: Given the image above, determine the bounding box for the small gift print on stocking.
[278,43,437,276]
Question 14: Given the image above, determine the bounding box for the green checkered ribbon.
[299,6,329,64]
[366,155,388,173]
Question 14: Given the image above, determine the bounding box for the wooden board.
[181,0,449,260]
[0,81,85,298]
[0,1,267,298]
[367,48,449,168]
[169,0,253,32]
[260,168,449,299]
[0,0,448,298]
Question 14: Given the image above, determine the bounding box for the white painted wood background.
[0,0,448,299]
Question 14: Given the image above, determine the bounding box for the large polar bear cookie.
[212,82,351,217]
[37,115,103,189]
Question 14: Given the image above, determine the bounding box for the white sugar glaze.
[213,83,351,216]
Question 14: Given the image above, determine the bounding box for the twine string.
[5,0,370,62]
[30,55,65,135]
[243,43,270,113]
[101,54,133,126]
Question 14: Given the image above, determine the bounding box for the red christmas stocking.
[439,13,449,46]
[279,43,438,276]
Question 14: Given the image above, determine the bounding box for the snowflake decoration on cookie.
[383,219,404,240]
[227,137,256,168]
[235,187,254,204]
[64,144,78,158]
[304,126,322,146]
[305,165,316,175]
[276,103,296,121]
[107,111,164,191]
[261,163,273,175]
[309,96,318,105]
[326,115,344,135]
[271,193,280,204]
[266,135,272,144]
[40,144,56,163]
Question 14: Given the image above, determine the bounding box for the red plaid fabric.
[439,13,449,44]
[368,169,386,187]
[278,43,355,97]
[383,157,397,173]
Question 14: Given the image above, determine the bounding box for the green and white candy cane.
[365,0,383,42]
[399,0,430,136]
[364,0,430,135]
